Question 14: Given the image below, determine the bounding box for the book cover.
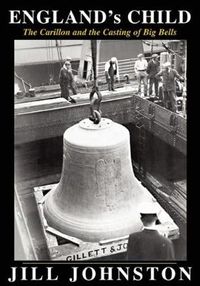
[2,1,196,285]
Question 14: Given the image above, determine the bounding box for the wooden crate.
[34,183,179,261]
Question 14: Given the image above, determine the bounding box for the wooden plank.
[15,174,61,194]
[46,226,82,246]
[34,187,58,250]
[15,98,69,114]
[15,91,61,104]
[174,180,187,195]
[15,190,38,260]
[49,239,129,261]
[15,186,51,260]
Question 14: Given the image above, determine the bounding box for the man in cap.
[59,60,77,103]
[66,56,72,62]
[134,54,148,96]
[105,57,119,91]
[147,54,160,97]
[156,62,184,112]
[127,202,175,261]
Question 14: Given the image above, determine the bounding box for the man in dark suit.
[59,60,77,102]
[127,202,175,261]
[147,54,160,97]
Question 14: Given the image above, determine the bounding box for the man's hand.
[116,76,120,83]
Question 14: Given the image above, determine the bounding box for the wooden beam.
[15,87,186,155]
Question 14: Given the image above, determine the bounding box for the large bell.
[43,118,154,242]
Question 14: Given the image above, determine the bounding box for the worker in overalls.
[134,54,148,96]
[105,57,119,91]
[127,202,175,261]
[59,60,77,103]
[156,62,184,112]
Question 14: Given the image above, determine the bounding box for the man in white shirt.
[105,57,119,91]
[134,54,148,96]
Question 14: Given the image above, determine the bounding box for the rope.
[46,40,55,85]
[55,40,63,68]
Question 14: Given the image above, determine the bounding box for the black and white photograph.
[14,39,187,262]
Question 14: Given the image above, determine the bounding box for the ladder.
[135,110,146,177]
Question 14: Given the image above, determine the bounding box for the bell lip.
[43,187,145,243]
[43,202,142,242]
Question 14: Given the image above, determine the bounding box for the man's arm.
[59,68,64,84]
[105,61,109,72]
[144,59,148,70]
[173,69,184,81]
[134,61,139,74]
[155,70,163,79]
[105,61,110,78]
[115,60,120,80]
[126,234,140,261]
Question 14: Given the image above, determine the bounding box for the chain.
[88,40,102,124]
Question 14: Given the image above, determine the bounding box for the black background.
[1,0,198,285]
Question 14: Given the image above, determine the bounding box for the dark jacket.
[147,60,160,78]
[59,67,74,87]
[156,69,183,91]
[127,229,175,261]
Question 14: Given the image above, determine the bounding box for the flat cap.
[66,56,72,61]
[111,57,117,62]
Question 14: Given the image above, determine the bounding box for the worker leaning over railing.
[155,62,184,113]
